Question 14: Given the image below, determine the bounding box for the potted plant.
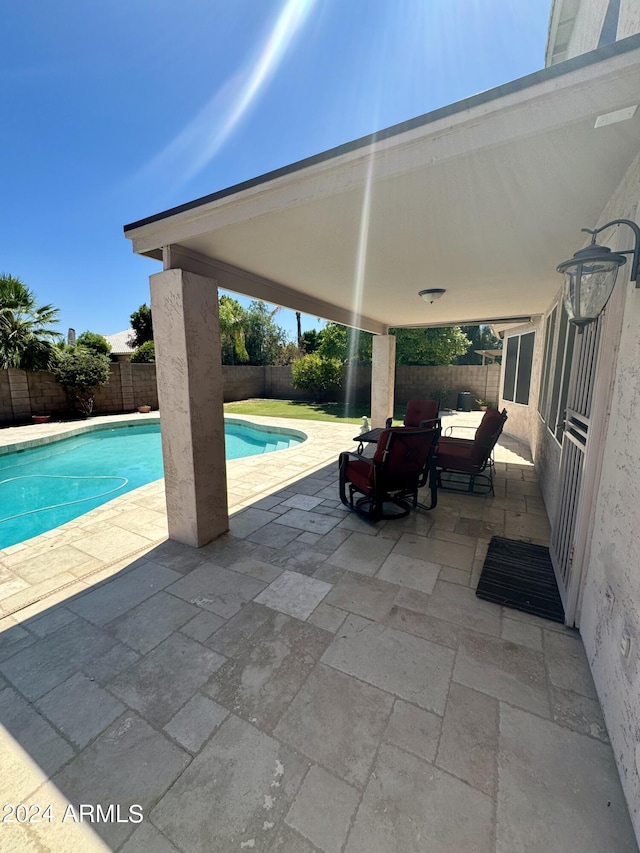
[476,398,488,411]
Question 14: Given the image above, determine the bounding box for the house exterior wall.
[497,313,565,520]
[501,152,640,837]
[578,151,640,839]
[559,0,640,60]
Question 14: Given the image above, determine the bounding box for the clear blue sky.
[1,0,550,342]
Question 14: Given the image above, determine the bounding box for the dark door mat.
[476,536,565,623]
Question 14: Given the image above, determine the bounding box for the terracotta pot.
[32,414,51,424]
[137,405,152,413]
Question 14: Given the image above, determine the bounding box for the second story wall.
[546,0,640,66]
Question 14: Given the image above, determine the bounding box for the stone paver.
[151,715,308,853]
[322,614,455,714]
[454,628,551,717]
[108,633,226,726]
[206,612,332,731]
[52,712,190,848]
[165,561,266,618]
[164,693,228,752]
[383,699,442,763]
[497,704,637,853]
[0,413,636,853]
[325,571,398,621]
[35,672,126,748]
[436,681,499,796]
[346,743,495,852]
[376,551,440,593]
[274,664,394,787]
[254,570,331,620]
[286,765,360,853]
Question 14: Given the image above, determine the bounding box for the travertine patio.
[0,413,637,852]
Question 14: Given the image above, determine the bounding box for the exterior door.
[549,318,602,623]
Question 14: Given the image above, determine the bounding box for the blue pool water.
[0,421,303,548]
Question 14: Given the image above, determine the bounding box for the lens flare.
[135,0,316,188]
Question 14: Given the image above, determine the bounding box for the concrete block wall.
[132,364,159,409]
[93,365,124,413]
[264,366,308,401]
[26,370,67,416]
[222,365,266,402]
[395,364,500,409]
[0,370,14,421]
[0,362,501,424]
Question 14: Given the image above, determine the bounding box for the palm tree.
[218,295,249,364]
[296,311,302,348]
[0,274,61,370]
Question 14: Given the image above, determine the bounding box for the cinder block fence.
[0,363,500,425]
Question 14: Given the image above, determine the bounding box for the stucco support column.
[150,269,228,547]
[371,334,396,428]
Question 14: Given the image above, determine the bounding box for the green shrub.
[76,331,111,356]
[52,349,110,416]
[429,386,452,410]
[291,353,343,402]
[130,340,155,363]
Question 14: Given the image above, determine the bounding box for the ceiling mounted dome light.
[419,288,446,303]
[557,219,639,329]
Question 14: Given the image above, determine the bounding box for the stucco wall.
[578,151,640,839]
[564,0,640,59]
[497,313,565,520]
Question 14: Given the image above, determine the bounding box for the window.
[502,331,535,405]
[538,299,576,443]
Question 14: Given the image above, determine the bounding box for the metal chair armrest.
[443,424,477,437]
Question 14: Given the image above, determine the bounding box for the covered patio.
[123,34,640,552]
[1,413,636,851]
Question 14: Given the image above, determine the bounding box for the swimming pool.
[0,419,304,549]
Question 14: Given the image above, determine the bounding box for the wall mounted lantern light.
[419,288,446,303]
[557,218,640,329]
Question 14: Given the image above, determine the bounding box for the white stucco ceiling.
[125,36,640,334]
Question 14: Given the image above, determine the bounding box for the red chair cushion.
[404,399,439,427]
[344,457,375,491]
[437,439,480,472]
[474,409,505,448]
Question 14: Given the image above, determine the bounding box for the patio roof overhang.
[125,35,640,335]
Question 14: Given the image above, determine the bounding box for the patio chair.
[355,399,440,454]
[339,426,440,521]
[385,398,439,429]
[436,408,508,496]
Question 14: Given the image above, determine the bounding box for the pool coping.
[0,413,309,455]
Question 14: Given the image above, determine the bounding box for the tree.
[317,323,373,363]
[129,303,153,348]
[243,300,287,365]
[274,342,303,365]
[76,331,111,356]
[390,327,471,365]
[0,273,61,370]
[455,325,502,364]
[53,349,111,416]
[218,295,249,364]
[130,340,156,363]
[291,353,343,402]
[295,311,302,348]
[300,329,321,354]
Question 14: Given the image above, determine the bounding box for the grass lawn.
[224,398,405,425]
